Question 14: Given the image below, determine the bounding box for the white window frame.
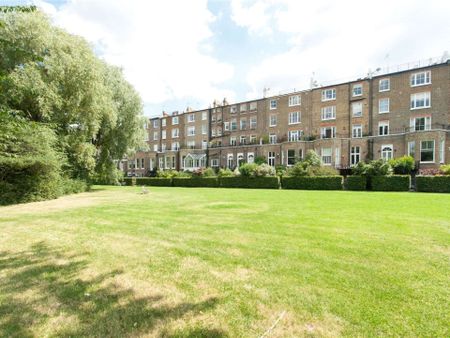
[202,124,207,135]
[247,152,254,164]
[381,144,393,161]
[153,144,158,152]
[320,126,336,139]
[227,154,234,168]
[211,159,219,167]
[379,78,390,92]
[172,116,179,125]
[410,116,431,131]
[249,135,257,144]
[172,142,179,151]
[269,133,277,144]
[378,121,389,136]
[202,140,208,150]
[410,92,431,110]
[321,148,332,165]
[230,136,237,146]
[288,95,301,107]
[187,126,195,136]
[230,118,237,131]
[240,103,247,112]
[352,124,362,138]
[187,140,195,149]
[240,135,246,144]
[321,88,336,101]
[350,146,361,165]
[268,151,276,167]
[240,118,247,130]
[161,130,166,140]
[153,131,158,141]
[153,120,159,128]
[379,98,390,114]
[230,105,237,114]
[250,116,257,129]
[439,140,445,164]
[269,99,277,110]
[288,130,299,142]
[161,118,167,127]
[188,113,195,122]
[407,141,415,158]
[224,122,230,131]
[249,102,257,110]
[288,111,300,125]
[420,140,435,163]
[352,84,362,97]
[321,106,336,120]
[202,111,207,120]
[410,71,431,87]
[352,102,362,117]
[171,128,179,138]
[269,114,277,127]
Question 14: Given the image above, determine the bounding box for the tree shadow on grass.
[0,242,227,337]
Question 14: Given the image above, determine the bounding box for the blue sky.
[2,0,450,117]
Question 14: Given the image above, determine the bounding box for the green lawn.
[0,186,449,337]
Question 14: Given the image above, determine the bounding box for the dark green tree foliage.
[0,112,61,204]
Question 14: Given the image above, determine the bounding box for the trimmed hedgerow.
[173,177,219,187]
[123,177,134,186]
[281,176,342,190]
[345,176,367,191]
[136,177,172,186]
[415,176,450,193]
[219,176,279,189]
[371,175,410,191]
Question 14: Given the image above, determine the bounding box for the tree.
[0,9,144,185]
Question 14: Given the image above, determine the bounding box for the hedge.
[123,177,134,186]
[173,177,219,187]
[281,176,343,190]
[220,176,279,189]
[345,176,367,191]
[415,176,450,193]
[371,175,410,191]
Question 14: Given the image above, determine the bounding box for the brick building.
[123,58,450,176]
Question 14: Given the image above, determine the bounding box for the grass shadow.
[0,241,222,337]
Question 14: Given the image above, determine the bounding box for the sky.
[2,0,450,117]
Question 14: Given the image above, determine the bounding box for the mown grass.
[0,186,449,337]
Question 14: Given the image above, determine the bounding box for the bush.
[156,170,178,178]
[220,176,279,189]
[173,177,219,187]
[389,156,415,174]
[201,167,216,177]
[254,156,266,165]
[418,168,442,176]
[345,176,367,191]
[239,163,258,177]
[352,160,392,176]
[303,150,322,167]
[281,176,343,190]
[123,177,134,186]
[254,163,276,177]
[218,168,234,177]
[60,178,90,194]
[371,175,410,191]
[275,164,287,177]
[287,161,308,177]
[440,164,450,175]
[136,177,172,186]
[306,166,339,176]
[416,176,450,193]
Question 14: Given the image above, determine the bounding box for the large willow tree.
[0,8,145,188]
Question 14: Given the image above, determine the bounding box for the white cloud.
[232,0,450,98]
[35,0,235,114]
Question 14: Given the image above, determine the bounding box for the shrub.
[416,176,450,193]
[156,170,178,178]
[371,175,410,191]
[201,167,216,177]
[389,156,415,174]
[345,176,367,191]
[254,163,276,177]
[218,168,234,177]
[287,161,308,177]
[275,164,287,177]
[352,159,392,177]
[220,176,279,189]
[282,176,343,190]
[172,177,219,187]
[60,177,90,194]
[136,177,172,186]
[303,150,322,167]
[254,156,266,165]
[440,164,450,175]
[123,177,134,186]
[306,165,339,176]
[239,163,258,177]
